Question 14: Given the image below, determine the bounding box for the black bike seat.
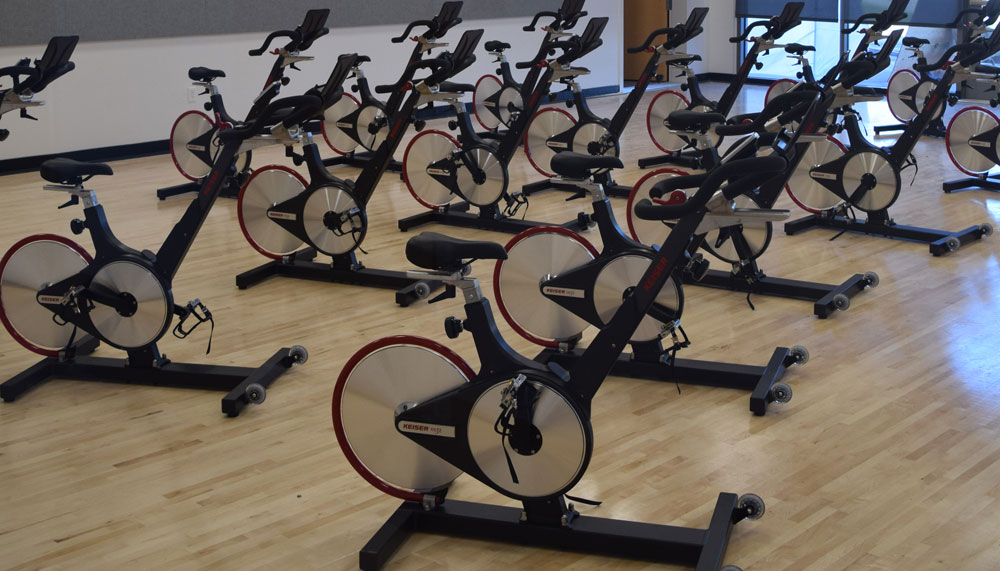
[784,43,815,54]
[485,40,511,52]
[439,81,476,93]
[40,158,113,184]
[188,67,225,82]
[355,55,371,64]
[406,232,507,272]
[550,152,623,179]
[667,110,726,132]
[902,37,930,48]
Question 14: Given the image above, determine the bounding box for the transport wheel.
[473,75,503,130]
[571,121,619,157]
[946,106,1000,176]
[455,145,509,207]
[245,383,266,404]
[701,194,772,264]
[467,377,591,498]
[0,235,92,357]
[494,227,597,347]
[238,165,307,259]
[886,70,919,122]
[646,89,690,154]
[332,336,473,501]
[626,168,693,247]
[765,78,798,107]
[832,293,850,311]
[497,86,524,127]
[790,345,809,365]
[524,107,577,177]
[592,254,684,343]
[356,104,388,152]
[770,382,792,404]
[170,110,215,181]
[981,223,994,237]
[841,151,900,212]
[289,345,309,365]
[321,92,361,155]
[403,129,462,208]
[301,183,367,256]
[785,135,847,213]
[863,271,880,288]
[946,236,961,252]
[738,493,765,520]
[89,260,171,349]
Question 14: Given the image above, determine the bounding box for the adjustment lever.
[444,316,464,338]
[546,361,570,382]
[564,189,588,201]
[428,284,456,304]
[20,109,38,121]
[57,195,80,209]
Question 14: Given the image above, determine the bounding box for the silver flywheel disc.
[592,254,682,343]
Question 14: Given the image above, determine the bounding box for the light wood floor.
[1,82,999,570]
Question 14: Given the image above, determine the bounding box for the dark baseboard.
[1,84,622,174]
[1,140,169,175]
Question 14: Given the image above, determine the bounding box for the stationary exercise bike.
[625,92,879,317]
[235,31,486,305]
[333,155,795,571]
[0,95,320,416]
[0,36,78,143]
[942,65,1000,193]
[396,17,609,235]
[637,1,803,170]
[157,9,329,200]
[321,1,464,170]
[784,29,995,255]
[471,0,587,134]
[875,0,1000,138]
[519,6,708,199]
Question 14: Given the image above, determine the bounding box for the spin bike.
[785,30,997,255]
[496,150,808,412]
[0,36,78,143]
[519,6,708,199]
[471,0,587,135]
[625,92,879,318]
[0,96,319,416]
[876,0,1000,137]
[396,17,608,235]
[235,31,485,305]
[333,155,794,571]
[321,1,464,171]
[638,1,804,170]
[764,0,909,107]
[942,65,1000,193]
[157,9,329,200]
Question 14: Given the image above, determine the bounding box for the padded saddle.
[667,110,726,132]
[439,81,476,93]
[485,40,511,52]
[784,43,815,55]
[550,152,623,179]
[188,67,225,82]
[902,37,930,48]
[406,232,507,272]
[41,158,113,184]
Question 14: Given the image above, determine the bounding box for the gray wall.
[1,0,540,46]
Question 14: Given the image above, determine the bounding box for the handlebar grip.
[628,26,672,54]
[842,13,878,34]
[715,122,756,136]
[648,173,708,199]
[374,83,396,94]
[515,61,536,69]
[634,198,690,221]
[913,43,970,72]
[220,95,323,142]
[720,156,787,200]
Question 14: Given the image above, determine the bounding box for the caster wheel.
[413,282,432,300]
[863,271,879,288]
[289,345,309,365]
[770,382,792,404]
[981,223,994,237]
[738,493,765,520]
[832,293,850,311]
[790,345,809,365]
[945,236,961,252]
[245,383,266,404]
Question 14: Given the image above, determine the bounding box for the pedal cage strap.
[172,299,215,354]
[504,192,529,219]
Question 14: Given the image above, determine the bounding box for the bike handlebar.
[627,27,675,54]
[715,90,818,136]
[220,95,324,142]
[392,1,464,43]
[636,156,788,220]
[914,42,983,72]
[731,21,768,43]
[0,65,41,87]
[249,30,295,56]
